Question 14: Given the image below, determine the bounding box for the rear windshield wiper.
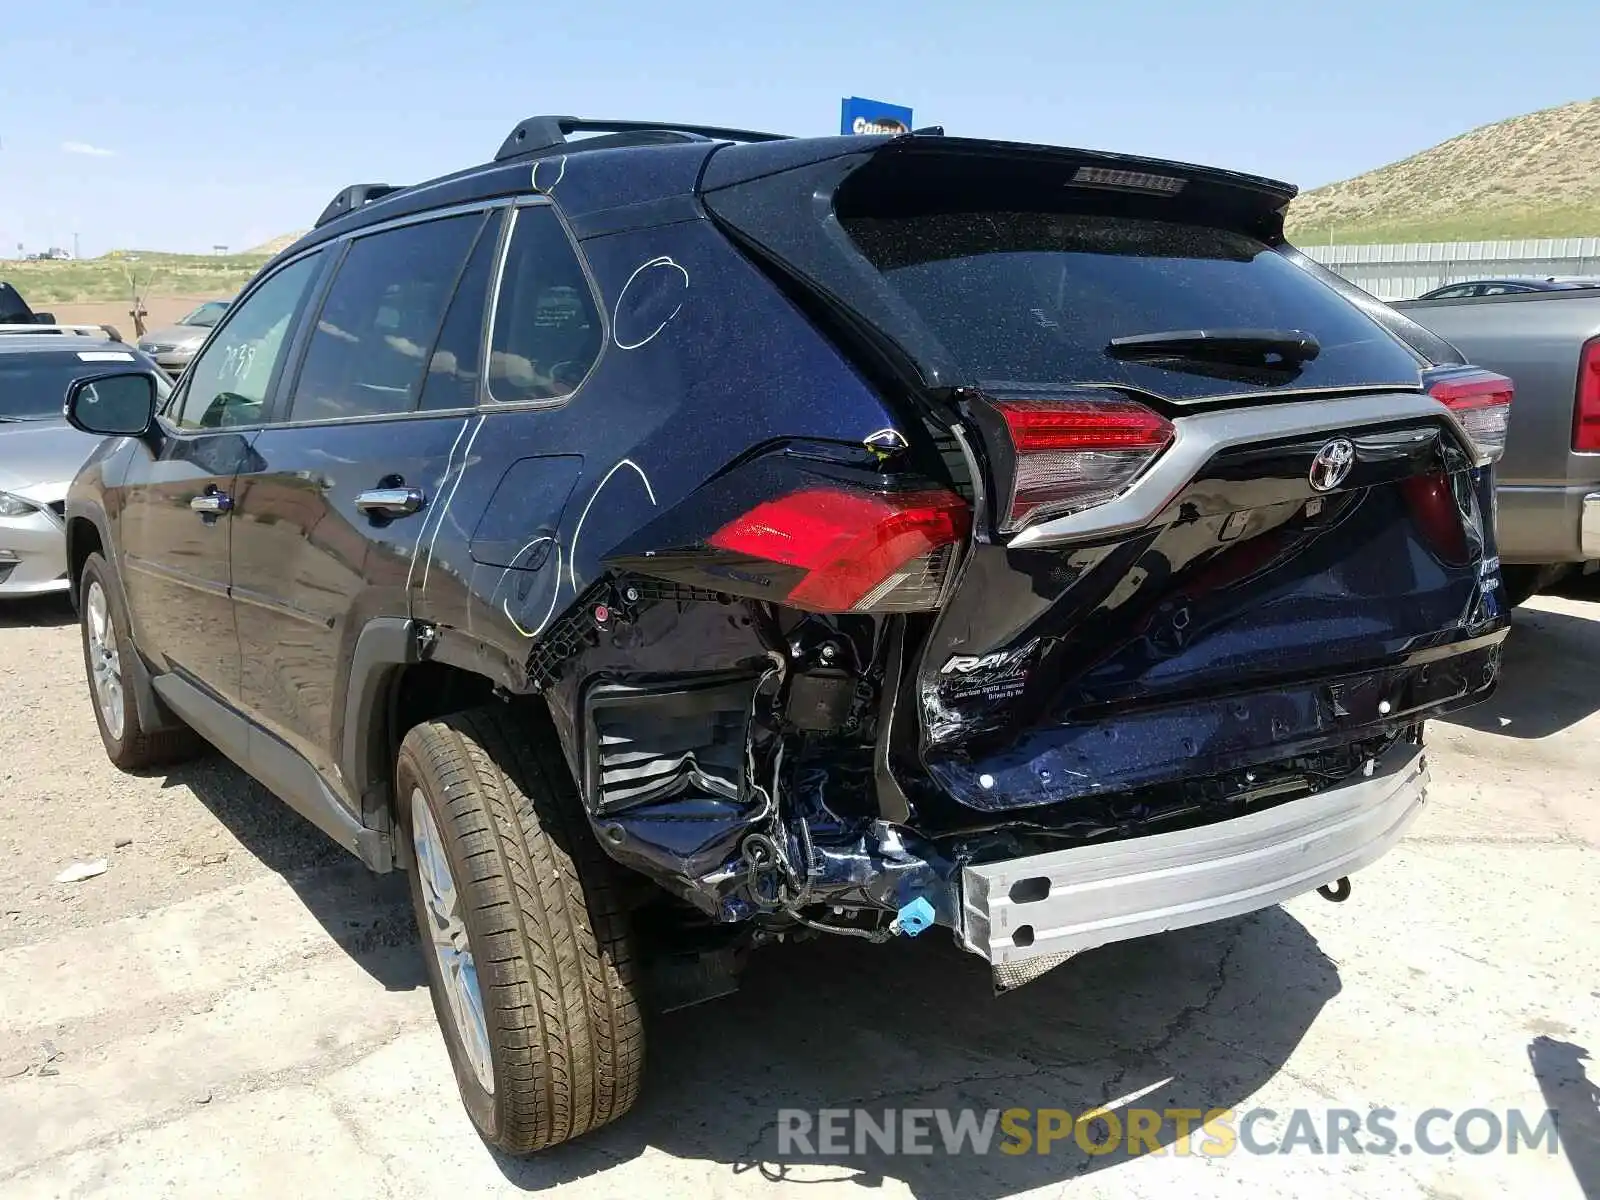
[1107,328,1322,367]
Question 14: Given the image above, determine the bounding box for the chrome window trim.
[260,201,515,430]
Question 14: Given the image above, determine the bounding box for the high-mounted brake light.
[991,398,1174,531]
[1573,337,1600,453]
[709,486,969,613]
[1424,366,1513,463]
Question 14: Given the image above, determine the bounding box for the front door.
[230,209,500,790]
[117,252,327,699]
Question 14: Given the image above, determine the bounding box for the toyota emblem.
[1308,438,1356,492]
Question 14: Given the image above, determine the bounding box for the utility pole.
[73,232,80,260]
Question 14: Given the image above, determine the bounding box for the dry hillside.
[244,231,307,256]
[1286,97,1600,244]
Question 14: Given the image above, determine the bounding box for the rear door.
[229,207,502,787]
[116,252,325,696]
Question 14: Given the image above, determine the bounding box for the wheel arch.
[342,620,561,859]
[65,510,108,602]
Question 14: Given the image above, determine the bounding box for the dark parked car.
[1416,277,1600,300]
[0,281,56,327]
[62,117,1511,1154]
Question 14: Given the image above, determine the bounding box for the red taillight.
[991,398,1174,531]
[709,486,969,613]
[1424,366,1513,463]
[1401,471,1470,564]
[1573,337,1600,452]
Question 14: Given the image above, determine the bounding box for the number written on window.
[172,253,324,430]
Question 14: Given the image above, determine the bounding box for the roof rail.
[314,183,405,229]
[0,323,121,340]
[494,115,788,162]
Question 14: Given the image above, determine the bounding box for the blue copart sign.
[840,97,914,136]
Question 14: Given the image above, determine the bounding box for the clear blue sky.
[3,0,1596,256]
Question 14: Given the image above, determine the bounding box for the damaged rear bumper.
[959,745,1427,971]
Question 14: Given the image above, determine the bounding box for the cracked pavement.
[1,593,1596,1199]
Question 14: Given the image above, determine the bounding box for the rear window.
[841,212,1424,401]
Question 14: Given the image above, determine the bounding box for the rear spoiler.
[703,134,1297,231]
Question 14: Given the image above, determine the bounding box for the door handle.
[190,491,232,514]
[355,487,426,517]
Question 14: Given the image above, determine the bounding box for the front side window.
[170,253,323,430]
[486,206,603,405]
[288,213,485,423]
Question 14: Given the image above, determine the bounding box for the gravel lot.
[0,592,1596,1199]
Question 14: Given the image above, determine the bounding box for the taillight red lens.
[1424,366,1513,463]
[709,486,969,613]
[1573,337,1600,452]
[1401,471,1470,565]
[991,398,1173,531]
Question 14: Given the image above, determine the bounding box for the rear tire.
[77,553,201,770]
[397,704,644,1154]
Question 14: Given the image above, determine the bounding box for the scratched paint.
[611,256,689,350]
[568,459,657,593]
[530,155,567,195]
[492,536,565,639]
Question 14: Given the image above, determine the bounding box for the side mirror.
[65,371,160,438]
[32,311,57,325]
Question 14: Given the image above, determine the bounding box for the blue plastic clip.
[893,896,936,937]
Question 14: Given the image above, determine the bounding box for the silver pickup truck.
[1395,289,1600,603]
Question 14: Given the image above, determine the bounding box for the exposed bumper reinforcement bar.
[959,748,1427,968]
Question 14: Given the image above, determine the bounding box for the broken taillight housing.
[709,486,970,613]
[991,398,1174,531]
[1424,366,1514,463]
[1572,337,1600,452]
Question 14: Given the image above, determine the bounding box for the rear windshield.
[0,351,167,421]
[841,212,1424,401]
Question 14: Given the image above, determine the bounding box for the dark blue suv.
[61,116,1510,1153]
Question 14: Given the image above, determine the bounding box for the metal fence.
[1300,238,1600,301]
